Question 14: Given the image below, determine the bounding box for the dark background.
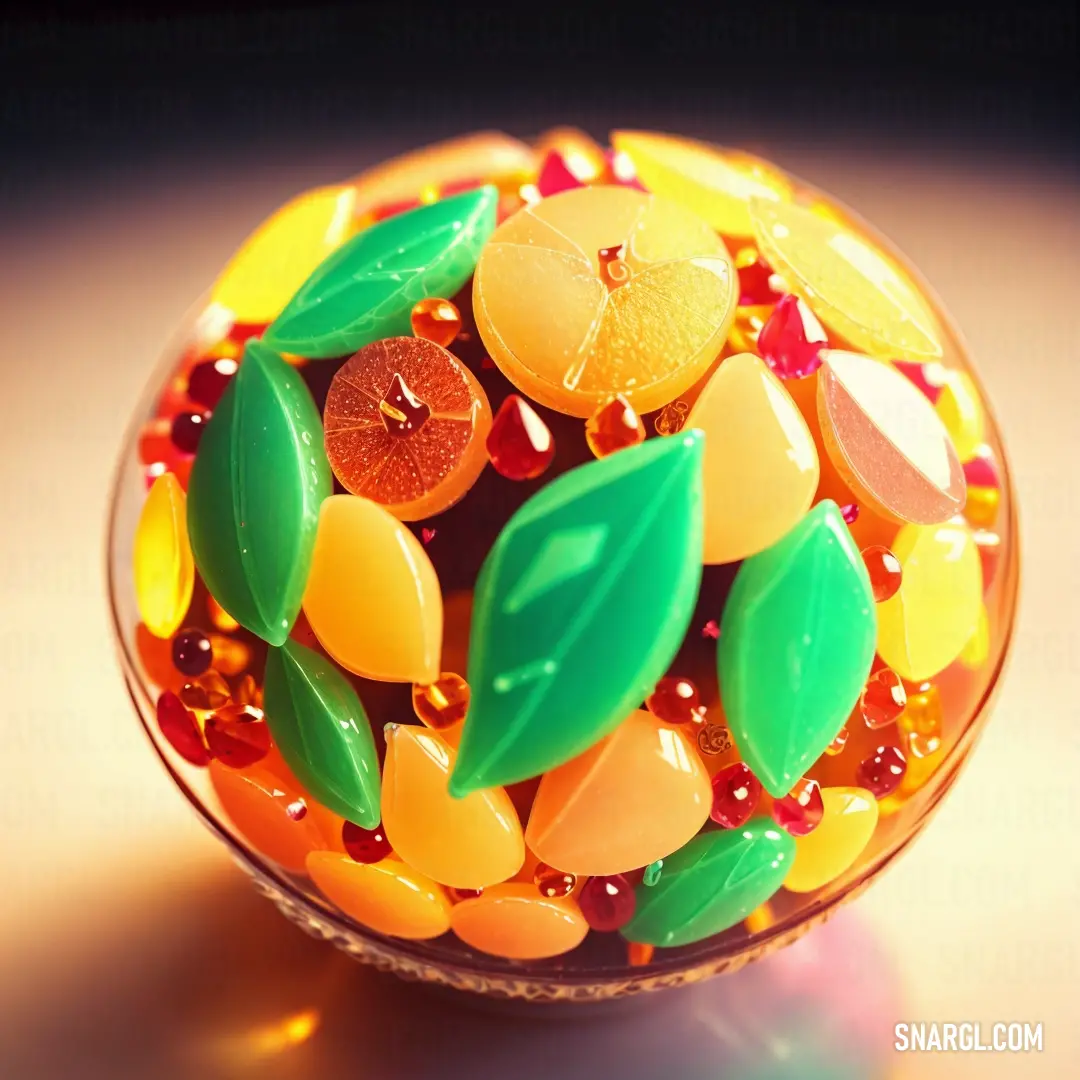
[1,1,1077,203]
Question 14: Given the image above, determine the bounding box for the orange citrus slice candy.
[473,185,736,417]
[323,336,492,520]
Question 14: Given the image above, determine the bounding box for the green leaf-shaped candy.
[449,432,705,798]
[263,639,380,828]
[264,186,498,359]
[718,500,877,797]
[621,820,795,947]
[187,339,331,645]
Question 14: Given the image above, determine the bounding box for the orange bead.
[862,545,903,602]
[210,749,332,873]
[206,594,240,633]
[179,670,231,711]
[208,633,251,676]
[585,395,646,457]
[233,673,263,709]
[898,683,944,759]
[859,667,907,729]
[411,673,470,730]
[410,297,463,348]
[628,942,655,967]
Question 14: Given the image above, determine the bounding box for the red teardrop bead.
[156,691,211,766]
[772,778,824,836]
[757,294,828,378]
[342,821,392,863]
[578,874,636,932]
[737,255,784,306]
[204,706,271,768]
[709,762,762,828]
[857,745,908,799]
[537,150,586,197]
[186,357,238,409]
[486,395,556,480]
[860,668,907,729]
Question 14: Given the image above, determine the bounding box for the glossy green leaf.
[718,500,877,798]
[621,820,795,947]
[263,186,498,359]
[449,432,705,797]
[263,639,380,828]
[187,339,331,645]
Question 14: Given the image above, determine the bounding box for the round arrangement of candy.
[112,128,1017,1000]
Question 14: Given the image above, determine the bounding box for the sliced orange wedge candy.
[324,337,491,520]
[474,185,736,417]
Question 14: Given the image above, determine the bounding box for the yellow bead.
[306,851,452,940]
[686,353,818,563]
[449,883,588,960]
[382,724,524,889]
[525,709,711,876]
[876,521,983,681]
[784,786,878,893]
[303,496,442,683]
[611,130,794,237]
[751,199,943,360]
[935,371,985,463]
[959,603,991,669]
[133,473,194,639]
[210,185,357,325]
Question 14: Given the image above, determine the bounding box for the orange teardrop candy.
[306,851,452,940]
[525,709,711,876]
[303,495,443,683]
[382,725,524,889]
[210,749,332,873]
[449,883,588,959]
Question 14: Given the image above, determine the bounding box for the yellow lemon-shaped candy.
[450,883,588,960]
[133,473,194,639]
[307,851,451,940]
[784,787,878,893]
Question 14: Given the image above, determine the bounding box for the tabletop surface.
[1,134,1077,1079]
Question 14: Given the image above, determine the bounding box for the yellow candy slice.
[303,495,442,683]
[382,725,524,889]
[474,185,735,417]
[877,520,983,682]
[449,883,588,959]
[350,131,536,218]
[611,130,794,237]
[210,185,356,325]
[306,851,451,939]
[784,786,878,893]
[526,709,711,876]
[751,197,943,360]
[686,353,819,563]
[133,472,194,639]
[935,371,985,463]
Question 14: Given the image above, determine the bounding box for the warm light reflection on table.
[1,135,1077,1078]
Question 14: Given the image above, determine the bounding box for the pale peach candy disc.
[817,350,966,525]
[324,337,491,520]
[474,185,736,417]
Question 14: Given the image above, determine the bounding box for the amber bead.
[204,706,271,768]
[534,863,577,899]
[646,676,706,725]
[233,673,262,709]
[898,683,944,759]
[412,673,470,730]
[862,545,903,602]
[171,628,212,676]
[170,409,212,454]
[208,633,251,677]
[579,874,636,932]
[653,399,689,436]
[410,297,463,348]
[585,395,645,458]
[859,667,907,729]
[206,594,240,632]
[341,821,393,864]
[179,670,231,711]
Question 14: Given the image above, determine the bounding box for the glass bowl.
[106,145,1019,1004]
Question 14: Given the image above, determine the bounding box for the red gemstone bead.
[710,762,762,828]
[893,360,946,404]
[186,357,238,409]
[860,667,907,729]
[537,150,586,197]
[840,502,860,525]
[963,453,1000,491]
[171,410,212,454]
[285,798,308,821]
[486,395,555,480]
[534,863,576,898]
[862,545,903,602]
[420,527,437,545]
[737,256,784,306]
[171,627,213,676]
[578,874,636,931]
[646,676,705,725]
[342,821,392,863]
[204,705,271,768]
[772,778,824,836]
[701,619,720,640]
[757,294,828,378]
[156,691,211,766]
[857,745,908,799]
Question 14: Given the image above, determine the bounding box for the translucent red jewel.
[841,503,860,525]
[534,863,576,898]
[204,706,271,769]
[772,778,824,836]
[186,357,237,408]
[170,410,212,454]
[757,294,828,378]
[156,691,210,767]
[486,395,556,480]
[537,150,586,197]
[646,676,706,725]
[342,821,392,863]
[578,874,636,931]
[857,745,908,799]
[737,254,784,306]
[701,619,720,640]
[862,545,903,602]
[710,762,762,828]
[171,627,212,676]
[860,667,907,729]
